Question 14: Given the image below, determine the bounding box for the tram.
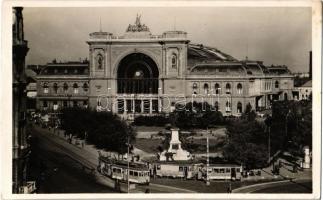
[153,161,203,179]
[97,155,150,185]
[202,164,242,181]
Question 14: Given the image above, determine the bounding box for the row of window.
[215,101,243,113]
[42,100,88,108]
[209,168,241,173]
[42,82,89,94]
[192,82,243,95]
[111,167,149,177]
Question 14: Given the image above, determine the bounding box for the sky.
[23,7,312,73]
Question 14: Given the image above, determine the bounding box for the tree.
[223,118,268,169]
[60,107,136,154]
[169,101,224,129]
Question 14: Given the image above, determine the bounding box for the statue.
[125,14,150,32]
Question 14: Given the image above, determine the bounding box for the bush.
[133,115,170,126]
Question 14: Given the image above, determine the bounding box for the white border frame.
[1,0,321,199]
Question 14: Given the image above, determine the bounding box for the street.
[28,126,117,193]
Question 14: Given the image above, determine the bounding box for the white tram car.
[153,161,242,181]
[98,156,150,185]
[203,164,242,180]
[154,161,203,179]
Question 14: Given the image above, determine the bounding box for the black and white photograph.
[1,0,322,199]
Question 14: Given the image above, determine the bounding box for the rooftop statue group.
[126,14,150,32]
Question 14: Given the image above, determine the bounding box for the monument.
[159,128,192,161]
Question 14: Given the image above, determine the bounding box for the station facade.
[35,16,294,119]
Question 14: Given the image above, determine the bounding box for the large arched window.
[226,83,231,94]
[214,83,220,95]
[275,81,279,89]
[237,102,242,113]
[204,83,209,94]
[237,83,243,94]
[171,54,177,69]
[43,83,49,94]
[225,100,231,112]
[73,83,79,94]
[63,83,68,94]
[53,83,58,94]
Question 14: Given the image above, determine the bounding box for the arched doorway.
[117,53,159,94]
[116,53,159,115]
[284,93,288,101]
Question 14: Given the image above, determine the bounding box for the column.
[149,98,153,114]
[123,99,127,114]
[132,98,135,113]
[141,100,144,113]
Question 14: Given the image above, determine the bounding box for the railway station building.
[34,16,294,119]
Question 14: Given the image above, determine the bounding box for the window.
[226,83,231,94]
[171,54,177,69]
[214,168,219,173]
[237,83,242,94]
[219,168,225,173]
[63,101,68,107]
[53,83,58,94]
[63,83,68,93]
[134,171,138,176]
[96,54,103,69]
[43,83,49,93]
[83,83,89,92]
[237,102,242,114]
[214,83,220,95]
[73,83,79,94]
[129,171,133,176]
[275,81,279,89]
[97,99,102,107]
[236,168,241,173]
[179,167,183,172]
[43,101,48,108]
[214,101,219,111]
[73,101,78,107]
[226,100,231,112]
[226,168,230,173]
[204,83,209,94]
[192,83,198,94]
[53,101,58,110]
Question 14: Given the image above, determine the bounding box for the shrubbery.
[60,107,136,154]
[169,102,225,129]
[133,115,170,126]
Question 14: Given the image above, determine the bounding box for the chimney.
[309,51,312,79]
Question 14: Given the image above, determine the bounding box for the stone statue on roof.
[126,14,150,32]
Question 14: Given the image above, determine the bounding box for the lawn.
[134,138,163,153]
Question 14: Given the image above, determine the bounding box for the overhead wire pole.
[127,134,130,193]
[206,128,210,186]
